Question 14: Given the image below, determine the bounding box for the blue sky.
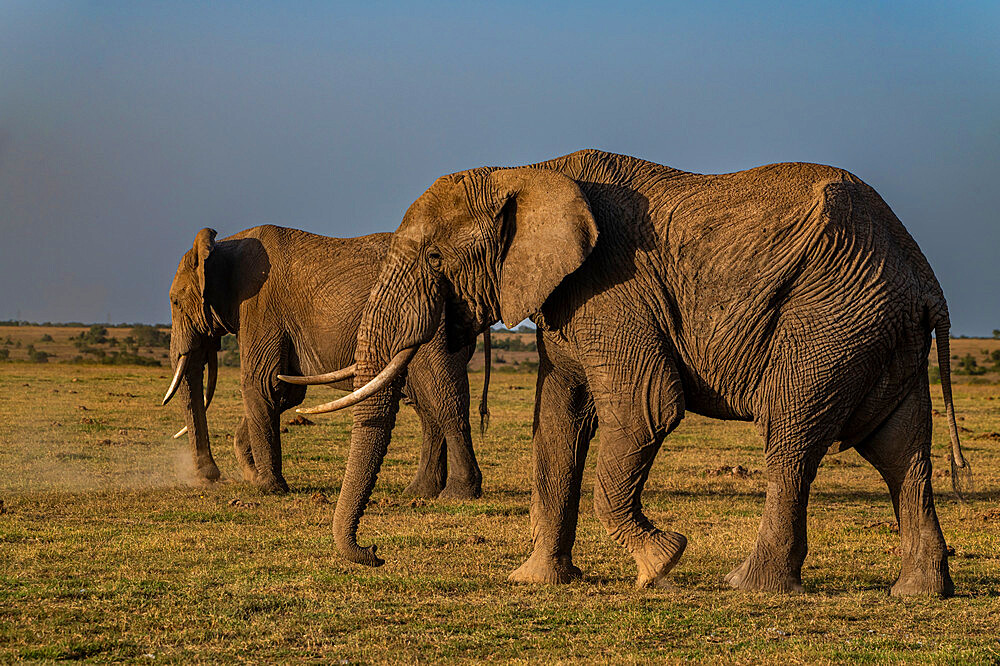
[1,1,998,333]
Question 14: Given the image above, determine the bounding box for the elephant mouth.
[279,346,418,415]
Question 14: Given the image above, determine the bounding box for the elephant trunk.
[331,347,404,567]
[331,256,442,566]
[174,350,220,481]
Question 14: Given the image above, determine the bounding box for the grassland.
[2,337,999,663]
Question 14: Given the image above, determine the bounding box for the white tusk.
[162,354,189,406]
[297,348,417,415]
[278,364,357,385]
[173,426,188,439]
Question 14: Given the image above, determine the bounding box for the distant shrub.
[130,324,170,348]
[73,324,108,345]
[101,352,160,367]
[483,337,537,352]
[955,354,986,376]
[26,345,50,363]
[39,334,53,342]
[928,365,940,384]
[0,349,8,361]
[221,335,240,367]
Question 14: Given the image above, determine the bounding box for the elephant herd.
[162,149,969,597]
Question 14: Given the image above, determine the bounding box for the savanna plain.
[2,327,999,663]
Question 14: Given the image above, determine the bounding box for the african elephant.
[292,149,969,597]
[162,225,488,498]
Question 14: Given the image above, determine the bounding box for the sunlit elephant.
[162,225,489,498]
[293,149,970,597]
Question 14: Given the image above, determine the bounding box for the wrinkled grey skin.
[330,149,967,597]
[166,225,483,498]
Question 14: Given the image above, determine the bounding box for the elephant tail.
[933,316,972,499]
[478,329,491,436]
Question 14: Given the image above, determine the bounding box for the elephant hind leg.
[724,440,825,594]
[234,417,257,483]
[403,406,447,499]
[728,393,843,593]
[856,376,953,597]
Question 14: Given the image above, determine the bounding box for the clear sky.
[1,1,997,333]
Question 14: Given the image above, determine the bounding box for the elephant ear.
[488,168,598,328]
[192,227,217,298]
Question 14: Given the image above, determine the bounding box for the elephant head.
[162,227,231,481]
[297,167,598,566]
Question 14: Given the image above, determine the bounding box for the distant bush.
[481,337,537,352]
[39,334,53,342]
[928,365,940,384]
[26,345,49,363]
[72,325,108,345]
[102,352,160,367]
[220,334,240,367]
[955,354,987,376]
[0,349,8,361]
[130,324,170,348]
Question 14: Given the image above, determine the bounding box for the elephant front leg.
[593,423,687,590]
[509,360,595,585]
[588,347,688,590]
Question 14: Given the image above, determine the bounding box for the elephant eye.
[427,249,443,269]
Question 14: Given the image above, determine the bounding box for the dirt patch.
[286,415,315,426]
[706,465,758,478]
[228,498,259,509]
[310,492,330,505]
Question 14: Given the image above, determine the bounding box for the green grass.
[1,363,999,663]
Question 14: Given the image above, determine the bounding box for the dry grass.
[1,354,999,663]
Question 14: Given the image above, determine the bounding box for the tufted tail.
[934,320,972,499]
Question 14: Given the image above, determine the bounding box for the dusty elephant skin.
[164,225,484,498]
[308,149,968,597]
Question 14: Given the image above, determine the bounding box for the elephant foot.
[725,553,804,593]
[254,475,289,494]
[239,465,258,484]
[891,560,953,598]
[634,531,687,589]
[196,458,221,483]
[437,478,483,500]
[402,475,445,499]
[508,552,582,585]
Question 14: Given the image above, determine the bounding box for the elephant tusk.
[297,348,417,415]
[205,351,218,409]
[278,364,357,385]
[162,354,189,406]
[173,426,188,439]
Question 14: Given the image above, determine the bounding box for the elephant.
[161,224,489,498]
[289,149,970,597]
